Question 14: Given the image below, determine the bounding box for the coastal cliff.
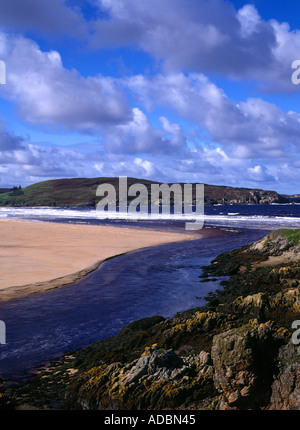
[0,177,290,207]
[2,229,300,410]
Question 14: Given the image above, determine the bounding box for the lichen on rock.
[211,323,277,409]
[269,343,300,410]
[70,343,216,410]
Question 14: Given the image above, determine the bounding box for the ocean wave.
[1,207,300,229]
[203,214,300,229]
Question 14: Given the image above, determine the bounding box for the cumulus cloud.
[0,0,87,38]
[1,57,299,191]
[102,107,187,154]
[1,1,300,92]
[1,2,300,193]
[0,121,175,186]
[0,120,299,194]
[0,32,131,132]
[237,4,261,37]
[247,165,275,183]
[91,0,300,92]
[124,72,300,159]
[0,121,25,151]
[0,125,86,186]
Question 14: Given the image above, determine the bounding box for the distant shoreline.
[0,176,294,207]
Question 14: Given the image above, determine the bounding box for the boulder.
[73,344,215,410]
[211,323,276,409]
[269,343,300,410]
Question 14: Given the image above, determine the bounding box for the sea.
[0,203,300,383]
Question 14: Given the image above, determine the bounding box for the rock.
[249,230,300,256]
[211,323,276,409]
[232,293,269,318]
[269,343,300,410]
[70,344,216,410]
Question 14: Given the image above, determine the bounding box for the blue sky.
[1,0,300,194]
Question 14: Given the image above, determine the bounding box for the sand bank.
[0,219,203,302]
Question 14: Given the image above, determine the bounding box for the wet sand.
[0,219,205,303]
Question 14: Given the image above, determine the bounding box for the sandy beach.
[0,219,202,303]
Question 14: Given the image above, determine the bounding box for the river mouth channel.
[0,226,267,385]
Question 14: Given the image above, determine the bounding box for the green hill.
[0,177,290,207]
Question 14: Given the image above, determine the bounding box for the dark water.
[0,226,267,383]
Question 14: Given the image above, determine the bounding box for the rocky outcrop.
[269,344,300,410]
[60,318,287,411]
[203,186,288,205]
[231,293,269,318]
[2,309,295,410]
[249,229,300,256]
[231,288,300,318]
[69,344,215,410]
[211,323,277,409]
[62,319,287,411]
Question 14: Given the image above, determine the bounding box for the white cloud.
[0,121,25,151]
[102,106,187,154]
[92,0,300,92]
[0,32,132,132]
[237,4,261,37]
[247,165,275,183]
[124,72,300,159]
[1,0,300,91]
[1,120,299,193]
[0,0,87,38]
[1,2,300,193]
[134,157,156,177]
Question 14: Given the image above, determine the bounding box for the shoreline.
[0,219,222,303]
[4,227,298,410]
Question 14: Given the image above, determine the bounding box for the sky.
[1,1,300,194]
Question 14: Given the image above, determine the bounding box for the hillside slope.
[0,177,289,206]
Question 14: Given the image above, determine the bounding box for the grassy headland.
[0,177,291,207]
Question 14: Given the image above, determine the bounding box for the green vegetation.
[0,177,290,207]
[9,186,23,197]
[273,229,300,245]
[0,178,106,207]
